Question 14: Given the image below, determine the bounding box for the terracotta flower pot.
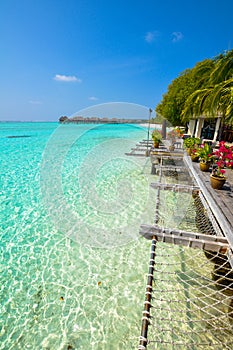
[210,175,226,190]
[153,142,159,148]
[191,154,199,162]
[200,162,210,172]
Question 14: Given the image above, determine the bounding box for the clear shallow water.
[0,122,156,349]
[1,122,232,349]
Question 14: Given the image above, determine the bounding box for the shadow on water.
[6,135,32,138]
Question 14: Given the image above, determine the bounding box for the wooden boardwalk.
[126,139,233,258]
[129,141,233,349]
[185,155,233,259]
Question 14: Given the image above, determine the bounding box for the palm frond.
[210,50,233,84]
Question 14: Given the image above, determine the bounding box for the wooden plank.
[185,156,233,242]
[151,155,184,160]
[140,224,228,243]
[139,141,153,145]
[184,155,233,267]
[150,151,184,157]
[130,147,149,151]
[152,165,186,171]
[139,224,229,253]
[150,183,200,194]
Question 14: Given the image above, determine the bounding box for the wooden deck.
[138,143,233,349]
[185,155,233,259]
[126,140,233,256]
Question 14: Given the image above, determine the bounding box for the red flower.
[212,141,233,176]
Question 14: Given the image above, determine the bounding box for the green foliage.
[151,129,162,143]
[195,143,214,163]
[156,50,233,126]
[156,59,214,126]
[210,49,233,84]
[183,137,201,149]
[182,50,233,125]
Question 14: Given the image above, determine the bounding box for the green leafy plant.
[195,143,214,163]
[183,137,201,149]
[151,129,162,143]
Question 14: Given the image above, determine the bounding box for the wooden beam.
[150,183,200,194]
[151,155,183,160]
[152,164,186,171]
[140,224,229,253]
[150,151,184,157]
[130,147,150,151]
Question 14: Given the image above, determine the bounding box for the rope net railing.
[138,154,233,349]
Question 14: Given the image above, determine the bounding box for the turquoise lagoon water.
[0,122,157,350]
[1,122,232,349]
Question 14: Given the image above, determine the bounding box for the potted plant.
[151,129,162,148]
[195,143,214,171]
[174,126,185,138]
[167,129,176,151]
[183,137,201,155]
[210,141,233,189]
[190,148,199,162]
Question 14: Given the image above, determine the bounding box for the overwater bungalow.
[71,116,85,123]
[59,115,149,124]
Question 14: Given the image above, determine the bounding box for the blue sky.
[1,0,233,121]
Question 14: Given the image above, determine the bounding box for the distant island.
[59,116,148,124]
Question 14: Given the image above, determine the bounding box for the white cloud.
[172,32,184,43]
[53,74,82,82]
[145,31,159,43]
[88,96,99,101]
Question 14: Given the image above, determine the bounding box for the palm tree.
[210,49,233,84]
[182,88,211,122]
[208,78,233,124]
[192,59,215,89]
[182,78,233,125]
[182,50,233,126]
